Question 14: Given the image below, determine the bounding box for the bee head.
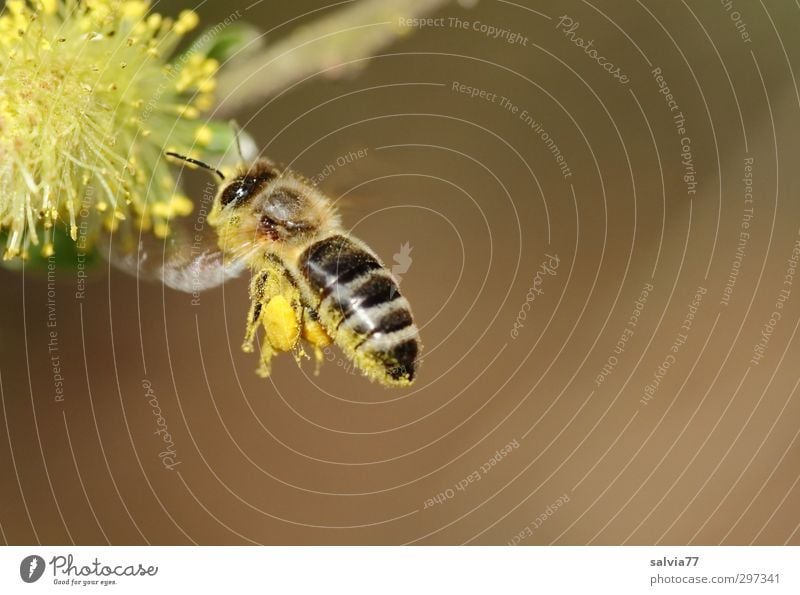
[214,160,340,247]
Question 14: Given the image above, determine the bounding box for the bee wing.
[157,248,247,292]
[100,223,249,293]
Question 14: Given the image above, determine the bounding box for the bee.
[154,150,421,387]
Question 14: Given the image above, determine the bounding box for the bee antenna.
[165,151,225,181]
[229,120,245,162]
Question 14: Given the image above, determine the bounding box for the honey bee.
[156,150,420,387]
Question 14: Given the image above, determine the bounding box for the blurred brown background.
[1,0,800,545]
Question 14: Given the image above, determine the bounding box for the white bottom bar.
[1,546,797,593]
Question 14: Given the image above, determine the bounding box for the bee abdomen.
[298,235,420,385]
[300,234,383,296]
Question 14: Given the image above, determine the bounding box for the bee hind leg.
[262,294,301,357]
[243,263,306,378]
[301,308,333,375]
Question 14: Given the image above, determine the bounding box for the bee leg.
[262,294,301,355]
[254,340,277,378]
[242,270,269,354]
[301,308,333,375]
[243,261,307,378]
[244,273,278,378]
[251,293,301,379]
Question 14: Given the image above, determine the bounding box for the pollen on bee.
[263,295,300,353]
[302,316,333,375]
[302,318,332,349]
[242,262,308,378]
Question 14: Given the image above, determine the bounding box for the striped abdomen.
[298,234,420,386]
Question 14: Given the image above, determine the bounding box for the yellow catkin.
[0,0,219,259]
[194,125,214,146]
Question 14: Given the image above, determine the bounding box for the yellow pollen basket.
[0,0,214,259]
[242,260,304,378]
[241,258,335,379]
[262,295,299,353]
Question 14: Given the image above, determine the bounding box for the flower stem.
[216,0,455,112]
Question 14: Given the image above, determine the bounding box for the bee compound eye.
[220,177,256,207]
